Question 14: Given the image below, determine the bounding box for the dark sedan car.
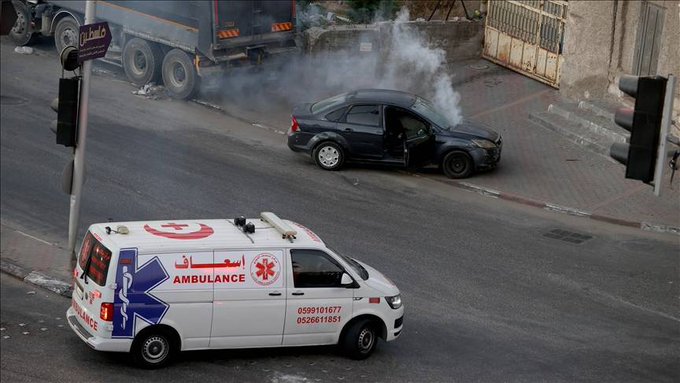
[287,89,502,178]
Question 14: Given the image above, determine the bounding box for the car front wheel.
[341,319,378,360]
[313,142,344,171]
[442,150,473,179]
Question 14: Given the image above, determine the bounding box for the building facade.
[561,0,679,116]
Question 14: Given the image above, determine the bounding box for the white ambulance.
[66,212,404,368]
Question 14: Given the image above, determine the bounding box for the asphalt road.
[1,36,679,382]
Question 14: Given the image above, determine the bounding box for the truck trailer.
[9,0,298,99]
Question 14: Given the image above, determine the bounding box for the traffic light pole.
[653,74,676,196]
[67,0,96,264]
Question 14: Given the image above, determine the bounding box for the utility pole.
[68,0,96,265]
[653,74,676,196]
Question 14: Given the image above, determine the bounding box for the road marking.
[15,231,53,246]
[469,88,552,119]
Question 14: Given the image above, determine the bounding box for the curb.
[1,259,72,298]
[447,181,680,235]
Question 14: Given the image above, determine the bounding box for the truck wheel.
[54,16,79,56]
[9,0,36,46]
[132,330,175,369]
[341,319,378,360]
[313,142,344,171]
[442,150,473,179]
[161,49,197,100]
[123,38,163,86]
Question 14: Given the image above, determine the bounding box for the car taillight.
[289,116,299,135]
[100,302,113,321]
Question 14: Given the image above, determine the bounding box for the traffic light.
[51,46,80,147]
[51,77,80,147]
[609,75,667,184]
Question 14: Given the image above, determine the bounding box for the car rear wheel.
[442,150,473,179]
[341,319,378,360]
[313,142,344,171]
[123,37,163,86]
[162,48,198,100]
[132,330,174,369]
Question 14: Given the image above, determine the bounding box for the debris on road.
[14,46,33,55]
[131,83,166,100]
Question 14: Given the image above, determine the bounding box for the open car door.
[401,115,435,168]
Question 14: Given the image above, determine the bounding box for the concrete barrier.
[303,19,483,63]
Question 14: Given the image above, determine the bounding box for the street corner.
[1,224,74,285]
[0,259,29,280]
[1,260,72,298]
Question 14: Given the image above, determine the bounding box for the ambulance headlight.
[385,294,402,309]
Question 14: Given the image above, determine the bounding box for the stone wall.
[303,19,484,63]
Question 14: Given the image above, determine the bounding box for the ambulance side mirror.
[340,273,355,287]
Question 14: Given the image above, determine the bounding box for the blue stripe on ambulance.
[113,248,170,338]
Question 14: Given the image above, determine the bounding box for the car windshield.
[411,97,455,129]
[311,93,348,115]
[330,248,369,280]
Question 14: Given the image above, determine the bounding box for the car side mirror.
[341,273,355,287]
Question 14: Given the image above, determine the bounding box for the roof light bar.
[261,212,297,240]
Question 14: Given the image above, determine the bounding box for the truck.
[9,0,298,99]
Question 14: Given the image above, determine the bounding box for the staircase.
[529,99,630,159]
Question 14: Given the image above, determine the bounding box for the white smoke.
[204,6,463,127]
[378,7,462,126]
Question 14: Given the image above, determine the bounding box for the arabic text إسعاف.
[174,254,247,270]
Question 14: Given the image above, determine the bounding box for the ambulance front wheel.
[132,328,177,369]
[341,319,378,360]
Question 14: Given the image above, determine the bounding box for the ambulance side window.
[290,249,345,288]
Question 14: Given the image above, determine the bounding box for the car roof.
[348,89,417,108]
[88,217,326,253]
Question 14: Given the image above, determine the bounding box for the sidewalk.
[443,59,680,234]
[0,223,72,296]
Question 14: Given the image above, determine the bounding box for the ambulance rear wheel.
[341,319,378,360]
[132,330,175,369]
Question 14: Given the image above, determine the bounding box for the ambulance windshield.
[78,231,113,286]
[332,248,369,280]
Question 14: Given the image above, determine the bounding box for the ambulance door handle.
[269,292,282,296]
[292,291,304,296]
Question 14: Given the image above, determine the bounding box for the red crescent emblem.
[144,223,214,240]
